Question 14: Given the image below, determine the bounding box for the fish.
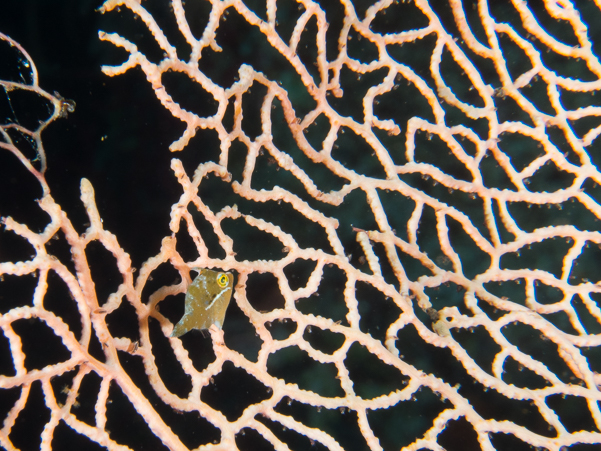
[171,269,234,337]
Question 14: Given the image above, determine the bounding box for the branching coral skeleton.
[1,0,601,450]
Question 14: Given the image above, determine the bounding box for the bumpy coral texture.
[1,1,601,450]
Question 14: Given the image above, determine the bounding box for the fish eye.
[217,273,229,287]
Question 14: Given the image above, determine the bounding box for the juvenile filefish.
[171,269,234,337]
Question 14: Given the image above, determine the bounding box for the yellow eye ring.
[217,273,229,287]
